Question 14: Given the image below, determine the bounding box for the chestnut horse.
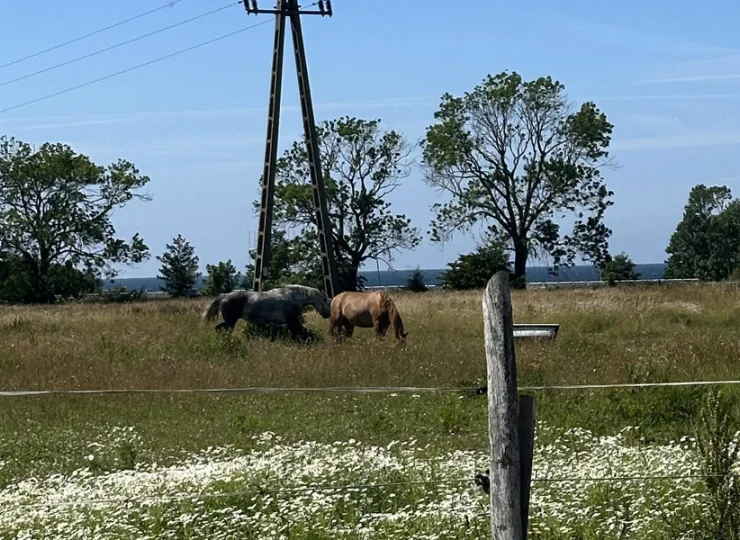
[329,290,407,342]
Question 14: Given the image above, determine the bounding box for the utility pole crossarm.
[244,0,333,16]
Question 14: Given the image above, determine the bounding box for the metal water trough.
[513,324,559,340]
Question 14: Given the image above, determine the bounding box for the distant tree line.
[2,70,740,304]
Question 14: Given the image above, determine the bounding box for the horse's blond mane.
[378,291,404,334]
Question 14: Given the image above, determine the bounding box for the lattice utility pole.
[246,0,340,298]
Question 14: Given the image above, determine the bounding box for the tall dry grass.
[1,284,738,392]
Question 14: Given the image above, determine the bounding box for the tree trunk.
[339,264,359,292]
[513,242,528,290]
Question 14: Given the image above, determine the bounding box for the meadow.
[1,284,739,538]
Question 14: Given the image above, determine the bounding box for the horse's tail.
[379,291,404,336]
[202,293,225,323]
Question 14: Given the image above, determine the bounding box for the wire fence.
[4,378,740,397]
[2,361,735,520]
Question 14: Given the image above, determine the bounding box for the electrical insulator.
[318,0,325,13]
[325,0,332,15]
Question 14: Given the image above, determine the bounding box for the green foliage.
[258,116,422,292]
[244,230,325,291]
[440,241,512,290]
[601,252,640,285]
[98,286,146,304]
[690,389,740,539]
[0,136,150,303]
[201,259,239,297]
[421,71,615,287]
[0,252,101,303]
[664,185,740,281]
[156,234,200,298]
[405,267,428,293]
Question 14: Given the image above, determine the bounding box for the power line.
[0,0,187,71]
[0,1,243,89]
[0,19,273,115]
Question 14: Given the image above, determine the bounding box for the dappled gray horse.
[201,284,331,341]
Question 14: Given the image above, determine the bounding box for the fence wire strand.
[4,379,740,397]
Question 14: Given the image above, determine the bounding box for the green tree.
[441,241,512,290]
[600,252,640,285]
[262,116,422,292]
[421,71,615,288]
[244,230,324,291]
[405,266,428,292]
[664,185,740,281]
[201,259,239,296]
[0,136,150,303]
[157,234,200,297]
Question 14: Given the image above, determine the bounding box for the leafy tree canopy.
[601,252,640,285]
[441,241,512,291]
[259,116,422,292]
[201,259,240,297]
[0,136,150,303]
[157,234,200,297]
[664,184,740,281]
[244,230,325,291]
[405,266,428,293]
[0,252,100,303]
[421,71,615,288]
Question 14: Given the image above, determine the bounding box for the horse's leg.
[288,319,307,343]
[343,321,354,338]
[284,306,308,343]
[329,315,341,338]
[374,315,389,339]
[215,321,234,332]
[216,298,240,332]
[331,314,348,342]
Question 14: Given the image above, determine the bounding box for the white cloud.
[145,159,264,175]
[639,55,740,85]
[641,73,740,84]
[526,11,739,58]
[592,92,740,101]
[3,96,438,131]
[63,133,299,159]
[624,113,685,133]
[611,131,740,151]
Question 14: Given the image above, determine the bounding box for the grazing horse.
[329,290,407,342]
[201,284,331,341]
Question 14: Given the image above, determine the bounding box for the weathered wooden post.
[483,270,535,539]
[517,395,535,538]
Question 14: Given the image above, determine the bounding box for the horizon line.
[109,262,668,281]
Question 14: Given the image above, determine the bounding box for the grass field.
[1,284,739,538]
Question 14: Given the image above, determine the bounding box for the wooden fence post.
[517,395,536,539]
[483,270,524,540]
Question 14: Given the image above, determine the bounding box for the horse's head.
[314,291,332,319]
[398,330,408,343]
[303,287,331,318]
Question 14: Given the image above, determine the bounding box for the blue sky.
[1,0,739,278]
